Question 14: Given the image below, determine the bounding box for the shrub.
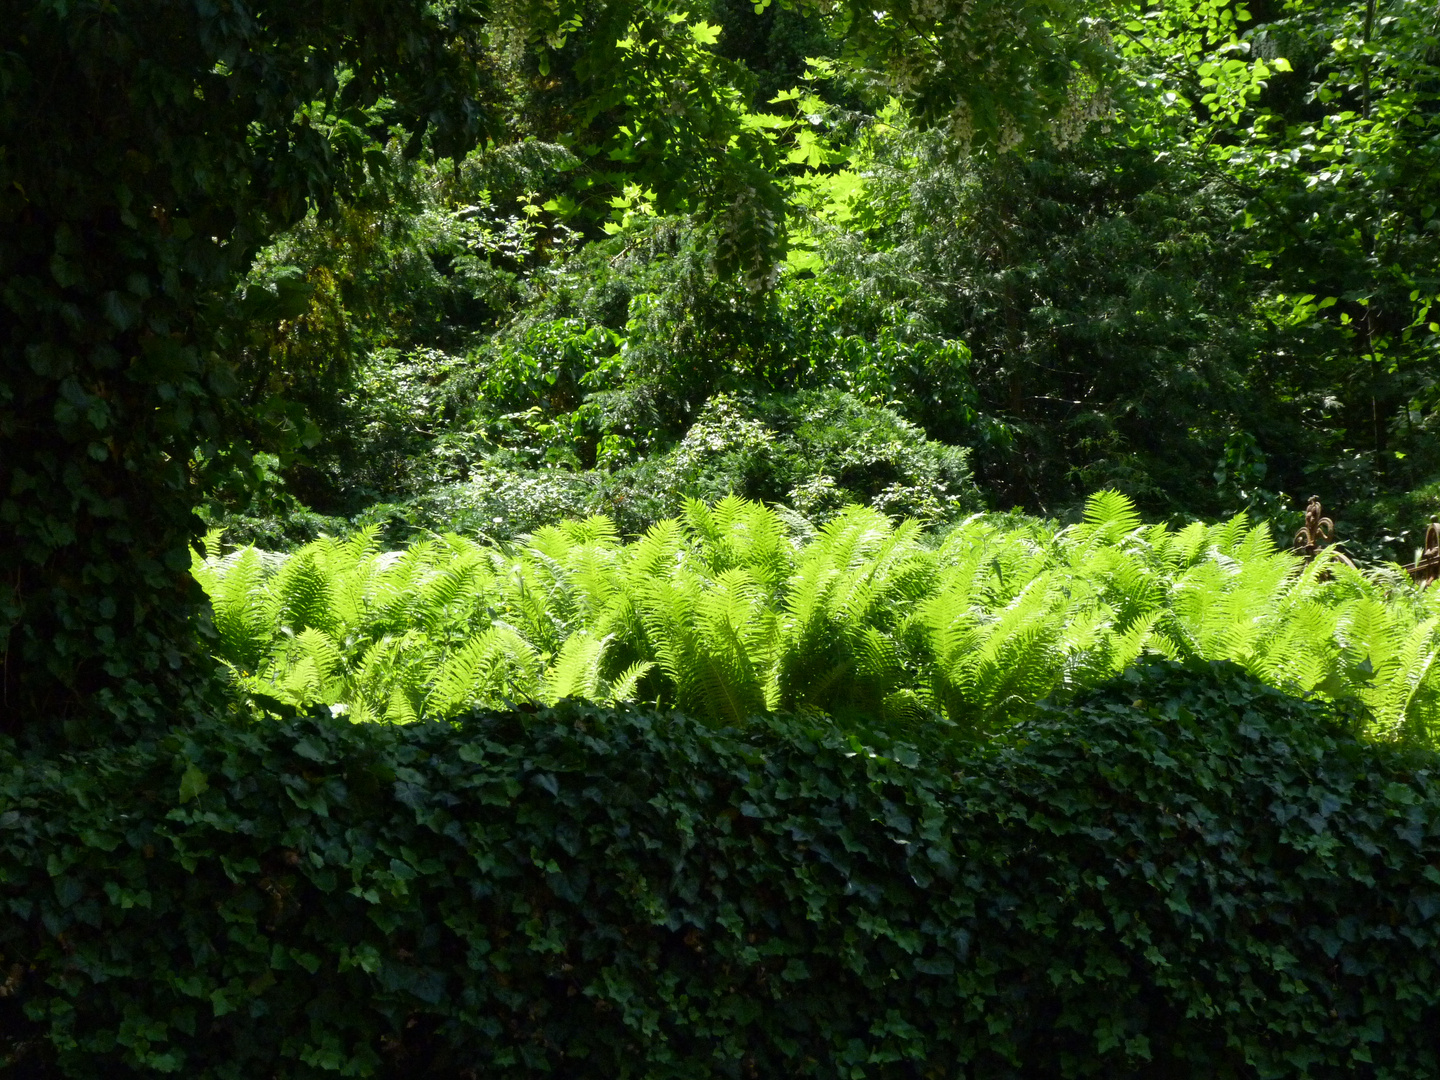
[610,389,979,526]
[302,388,978,550]
[0,0,493,738]
[1,662,1438,1077]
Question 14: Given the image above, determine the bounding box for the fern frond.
[607,660,655,704]
[428,625,541,717]
[385,685,420,724]
[205,547,275,672]
[543,632,608,704]
[1079,489,1143,544]
[272,548,338,636]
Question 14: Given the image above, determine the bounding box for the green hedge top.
[2,661,1439,1078]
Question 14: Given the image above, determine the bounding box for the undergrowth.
[192,491,1440,743]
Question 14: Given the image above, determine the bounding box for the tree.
[0,0,1109,740]
[0,0,494,736]
[1113,0,1440,536]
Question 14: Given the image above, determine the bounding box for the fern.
[205,548,275,673]
[272,546,339,637]
[192,492,1440,746]
[428,625,540,717]
[1076,489,1144,546]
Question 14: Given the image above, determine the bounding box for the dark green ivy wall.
[1,662,1437,1078]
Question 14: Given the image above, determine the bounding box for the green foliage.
[798,0,1111,147]
[15,0,1440,744]
[1103,0,1440,546]
[211,386,977,550]
[418,223,985,487]
[215,145,591,515]
[828,119,1264,515]
[215,0,1110,499]
[731,0,1440,543]
[196,493,1440,743]
[609,390,979,526]
[2,661,1439,1076]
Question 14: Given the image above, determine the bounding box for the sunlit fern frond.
[774,514,920,710]
[330,553,374,640]
[1205,512,1253,557]
[543,632,609,704]
[627,517,689,583]
[365,544,436,635]
[934,585,1064,733]
[189,530,224,598]
[385,684,420,724]
[1166,560,1230,656]
[606,660,655,704]
[347,698,380,725]
[1245,602,1336,696]
[975,536,1051,608]
[683,495,733,574]
[1365,616,1440,740]
[558,514,619,548]
[852,625,904,699]
[204,547,275,672]
[635,575,695,699]
[1107,610,1160,676]
[270,547,338,636]
[1054,605,1112,689]
[524,544,585,632]
[417,553,489,640]
[694,568,777,721]
[428,625,541,717]
[774,559,846,710]
[729,502,794,596]
[829,522,935,629]
[343,524,382,565]
[285,626,344,681]
[1103,552,1166,632]
[813,505,897,575]
[270,627,346,709]
[348,631,436,720]
[1075,489,1144,547]
[1166,521,1211,571]
[637,565,776,724]
[501,561,567,654]
[1236,519,1278,561]
[561,544,624,630]
[524,525,579,580]
[1334,597,1401,673]
[970,621,1064,726]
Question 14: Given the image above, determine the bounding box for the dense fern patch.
[194,492,1440,743]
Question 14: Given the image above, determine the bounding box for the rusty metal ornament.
[1291,495,1356,574]
[1288,500,1440,586]
[1408,517,1440,588]
[1292,495,1335,558]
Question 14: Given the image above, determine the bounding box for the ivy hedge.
[2,661,1438,1078]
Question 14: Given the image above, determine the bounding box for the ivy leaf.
[179,764,209,804]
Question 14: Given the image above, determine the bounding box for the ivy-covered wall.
[0,0,492,736]
[2,662,1438,1077]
